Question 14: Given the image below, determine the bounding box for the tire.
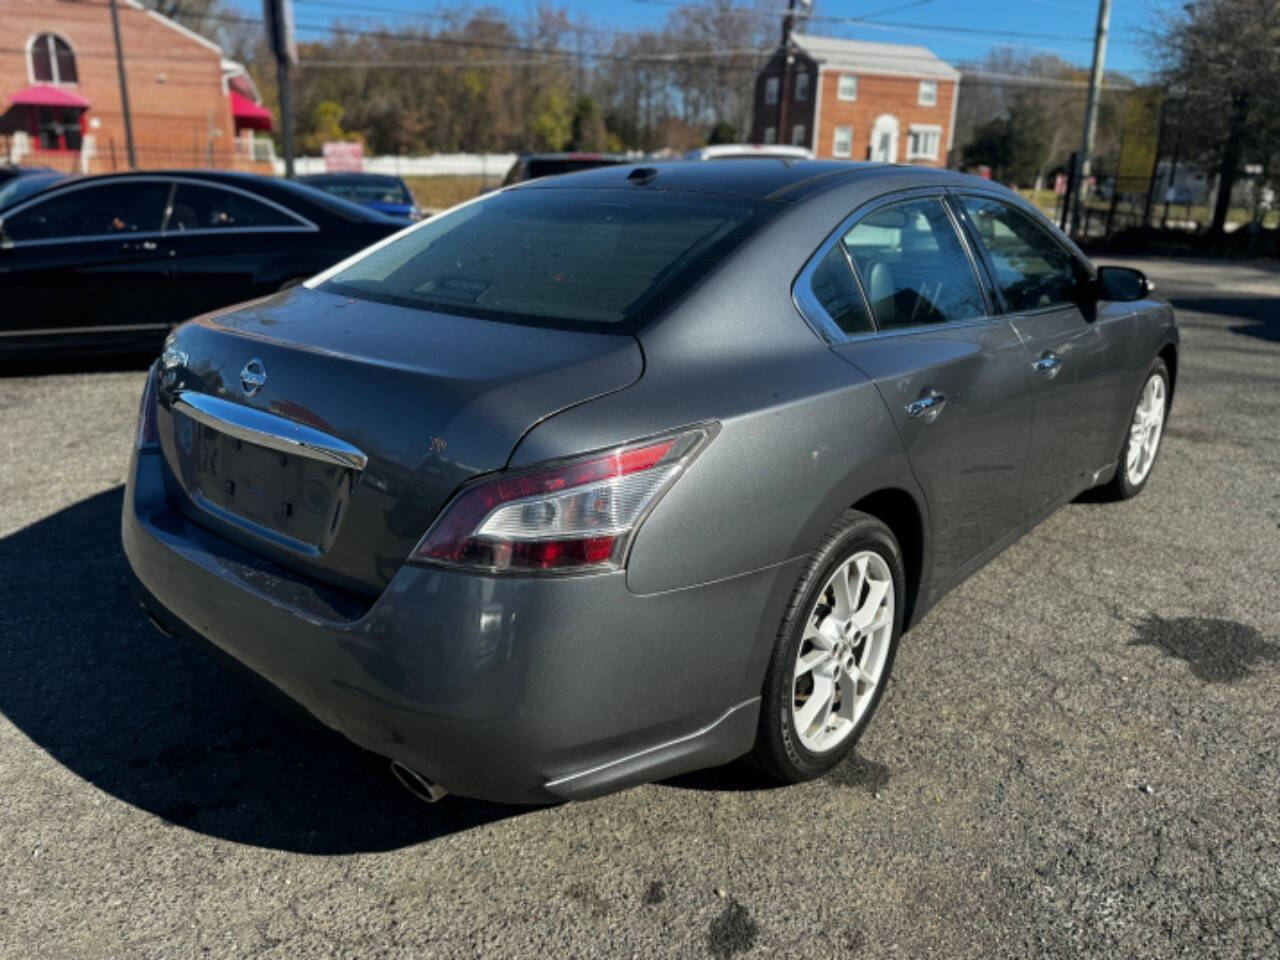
[752,509,905,783]
[1104,359,1170,501]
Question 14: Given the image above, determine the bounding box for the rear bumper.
[123,448,789,803]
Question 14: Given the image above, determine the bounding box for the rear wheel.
[752,510,904,782]
[1105,359,1169,500]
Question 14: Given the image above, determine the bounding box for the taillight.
[410,425,715,574]
[136,362,159,451]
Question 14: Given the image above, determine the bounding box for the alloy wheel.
[1125,373,1166,486]
[792,551,895,754]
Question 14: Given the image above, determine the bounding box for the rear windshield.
[318,187,777,330]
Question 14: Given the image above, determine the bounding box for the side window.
[807,245,873,335]
[2,182,169,242]
[841,198,986,329]
[166,183,298,231]
[960,197,1079,312]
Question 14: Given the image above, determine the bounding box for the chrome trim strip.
[543,698,758,791]
[172,391,368,470]
[0,322,171,337]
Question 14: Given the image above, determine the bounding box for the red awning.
[8,84,91,109]
[230,91,273,131]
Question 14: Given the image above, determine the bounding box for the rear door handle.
[1032,351,1062,377]
[906,390,947,422]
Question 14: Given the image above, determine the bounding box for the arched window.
[29,34,78,85]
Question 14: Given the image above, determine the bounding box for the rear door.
[163,180,321,318]
[954,193,1122,513]
[0,179,174,346]
[801,191,1033,585]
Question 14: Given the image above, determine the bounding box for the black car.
[500,152,630,185]
[0,171,405,356]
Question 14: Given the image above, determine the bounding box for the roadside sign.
[323,141,363,172]
[1054,173,1068,196]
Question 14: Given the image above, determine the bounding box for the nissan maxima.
[123,162,1177,803]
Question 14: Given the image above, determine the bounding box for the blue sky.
[237,0,1169,78]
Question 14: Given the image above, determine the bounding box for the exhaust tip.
[390,760,448,803]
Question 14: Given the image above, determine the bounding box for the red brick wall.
[812,70,956,167]
[0,0,260,172]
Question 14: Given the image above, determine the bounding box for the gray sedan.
[123,161,1177,804]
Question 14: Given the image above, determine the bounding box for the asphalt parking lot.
[2,256,1278,959]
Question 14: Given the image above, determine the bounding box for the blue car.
[298,172,422,221]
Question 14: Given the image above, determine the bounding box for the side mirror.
[1096,265,1153,302]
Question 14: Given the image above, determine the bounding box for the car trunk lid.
[155,286,643,595]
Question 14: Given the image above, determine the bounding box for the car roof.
[686,144,815,161]
[0,169,401,224]
[515,160,1000,203]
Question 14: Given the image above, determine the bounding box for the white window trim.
[832,125,853,159]
[26,32,79,87]
[837,73,857,102]
[764,76,779,106]
[763,126,777,144]
[791,124,807,147]
[794,72,810,102]
[918,80,938,107]
[907,124,942,160]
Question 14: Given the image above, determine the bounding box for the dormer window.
[30,34,78,85]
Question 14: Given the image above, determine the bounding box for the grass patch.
[403,174,498,211]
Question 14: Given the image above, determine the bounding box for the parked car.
[0,170,405,356]
[0,163,52,184]
[124,161,1177,804]
[500,152,630,185]
[0,171,70,211]
[298,172,423,221]
[683,144,815,161]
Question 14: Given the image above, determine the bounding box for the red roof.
[8,84,90,109]
[230,91,272,131]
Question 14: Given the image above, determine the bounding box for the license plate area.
[195,425,352,553]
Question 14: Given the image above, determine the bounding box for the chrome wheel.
[1125,373,1166,486]
[792,551,895,754]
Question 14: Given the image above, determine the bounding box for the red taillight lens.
[136,363,159,450]
[410,425,715,574]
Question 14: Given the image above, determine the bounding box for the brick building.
[750,33,959,167]
[0,0,273,174]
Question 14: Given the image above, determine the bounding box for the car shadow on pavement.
[0,353,156,378]
[0,487,519,853]
[1165,295,1280,343]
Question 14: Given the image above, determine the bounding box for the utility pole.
[263,0,297,177]
[108,0,136,169]
[277,58,295,178]
[1070,0,1112,237]
[776,0,797,143]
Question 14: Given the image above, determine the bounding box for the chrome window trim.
[0,175,318,248]
[792,186,999,344]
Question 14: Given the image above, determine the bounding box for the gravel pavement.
[1,257,1278,959]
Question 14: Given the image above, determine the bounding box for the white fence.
[275,153,518,178]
